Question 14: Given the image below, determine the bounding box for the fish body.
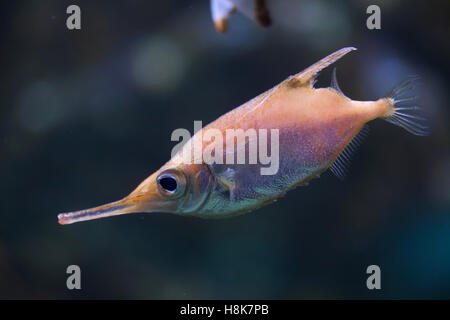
[175,89,381,217]
[58,47,428,225]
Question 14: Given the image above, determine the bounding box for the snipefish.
[58,47,428,225]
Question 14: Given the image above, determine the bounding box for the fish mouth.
[57,198,137,225]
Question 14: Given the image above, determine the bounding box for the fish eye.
[156,169,186,198]
[159,176,177,192]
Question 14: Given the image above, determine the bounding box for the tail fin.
[383,76,430,136]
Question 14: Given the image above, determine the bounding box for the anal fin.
[330,125,369,180]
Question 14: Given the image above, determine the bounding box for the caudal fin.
[383,76,430,136]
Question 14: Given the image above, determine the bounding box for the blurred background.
[0,0,449,299]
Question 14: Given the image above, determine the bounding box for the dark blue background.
[0,0,449,298]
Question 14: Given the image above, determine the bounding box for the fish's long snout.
[58,198,137,225]
[58,173,173,225]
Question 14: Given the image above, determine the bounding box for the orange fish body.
[58,47,428,225]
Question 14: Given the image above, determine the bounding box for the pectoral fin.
[216,167,238,201]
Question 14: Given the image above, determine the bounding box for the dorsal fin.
[331,67,345,96]
[330,124,369,180]
[287,47,357,88]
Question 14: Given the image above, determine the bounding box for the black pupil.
[159,176,177,192]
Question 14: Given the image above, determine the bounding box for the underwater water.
[0,0,449,299]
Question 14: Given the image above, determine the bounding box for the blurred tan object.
[210,0,272,32]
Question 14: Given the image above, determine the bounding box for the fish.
[58,47,429,225]
[211,0,271,33]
